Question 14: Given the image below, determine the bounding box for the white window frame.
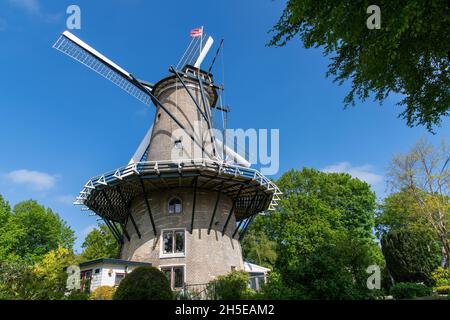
[159,264,186,290]
[160,228,186,258]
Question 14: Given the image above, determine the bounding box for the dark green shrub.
[113,266,173,300]
[259,272,297,300]
[366,289,386,300]
[381,229,441,285]
[208,271,253,300]
[390,282,432,299]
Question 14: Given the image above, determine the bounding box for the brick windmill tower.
[53,28,280,288]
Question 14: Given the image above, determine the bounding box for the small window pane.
[169,198,182,214]
[173,267,184,288]
[250,277,257,290]
[163,231,173,254]
[175,231,185,253]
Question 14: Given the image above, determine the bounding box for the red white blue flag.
[190,27,203,38]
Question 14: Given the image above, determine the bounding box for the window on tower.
[161,229,185,257]
[168,197,182,214]
[160,266,185,290]
[174,139,182,149]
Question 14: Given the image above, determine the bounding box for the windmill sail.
[194,36,214,68]
[53,31,152,105]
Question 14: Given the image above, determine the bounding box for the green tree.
[269,0,449,131]
[0,260,38,300]
[0,200,75,264]
[80,224,120,261]
[33,245,78,300]
[0,194,11,226]
[209,270,253,300]
[259,168,381,299]
[376,191,426,237]
[381,229,441,285]
[241,215,277,269]
[376,190,443,287]
[388,139,449,267]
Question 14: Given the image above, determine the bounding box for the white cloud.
[81,225,96,237]
[8,0,62,22]
[4,169,57,190]
[9,0,41,15]
[321,162,383,186]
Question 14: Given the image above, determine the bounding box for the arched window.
[168,197,182,214]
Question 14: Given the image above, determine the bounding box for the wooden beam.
[119,222,131,241]
[103,218,122,244]
[190,177,198,233]
[222,185,243,236]
[232,219,245,239]
[139,178,157,236]
[128,213,141,239]
[238,215,256,241]
[208,187,222,235]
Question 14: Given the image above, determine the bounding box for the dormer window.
[168,197,182,214]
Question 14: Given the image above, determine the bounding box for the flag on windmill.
[190,27,203,38]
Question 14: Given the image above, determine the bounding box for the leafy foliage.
[278,233,382,299]
[0,194,11,226]
[65,290,90,300]
[90,286,116,300]
[381,229,441,285]
[208,270,253,300]
[113,266,173,300]
[80,224,119,261]
[376,191,431,238]
[431,267,450,287]
[251,168,381,299]
[0,199,75,264]
[258,272,295,300]
[241,215,277,269]
[269,0,450,131]
[387,139,449,267]
[33,246,77,300]
[390,282,432,299]
[435,286,450,295]
[0,260,38,300]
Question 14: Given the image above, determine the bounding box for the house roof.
[79,258,152,268]
[243,261,271,274]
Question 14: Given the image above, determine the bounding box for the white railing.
[75,158,281,211]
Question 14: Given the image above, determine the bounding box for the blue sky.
[0,0,448,251]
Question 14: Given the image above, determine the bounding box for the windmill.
[53,28,281,288]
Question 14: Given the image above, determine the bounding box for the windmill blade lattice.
[53,32,152,105]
